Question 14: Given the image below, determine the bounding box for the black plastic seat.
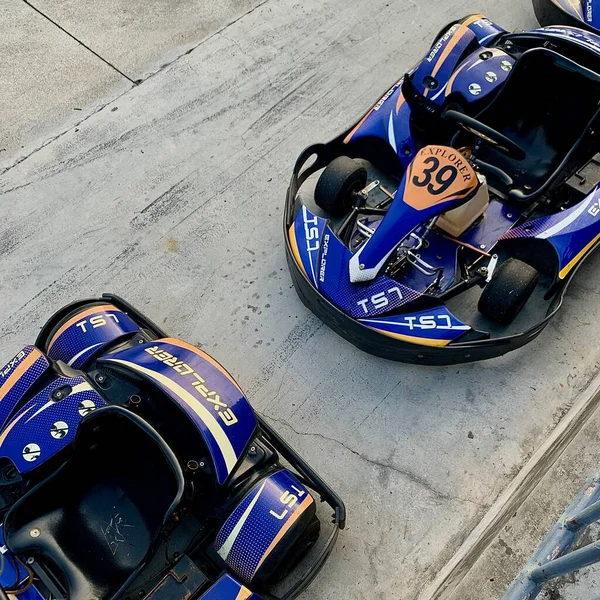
[462,48,600,201]
[4,406,185,600]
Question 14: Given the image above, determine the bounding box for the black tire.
[314,156,367,216]
[532,0,586,30]
[478,258,539,324]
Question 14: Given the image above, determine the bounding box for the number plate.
[404,145,479,210]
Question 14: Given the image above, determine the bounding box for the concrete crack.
[21,0,137,84]
[262,414,486,509]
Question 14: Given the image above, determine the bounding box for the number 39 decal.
[404,145,479,210]
[412,156,458,196]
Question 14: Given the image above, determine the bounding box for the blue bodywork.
[47,303,141,369]
[0,375,105,474]
[100,338,257,485]
[0,346,49,430]
[0,298,341,599]
[199,574,263,600]
[288,15,600,348]
[215,469,314,583]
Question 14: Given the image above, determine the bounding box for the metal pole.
[502,467,600,600]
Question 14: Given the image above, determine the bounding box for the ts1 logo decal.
[588,198,600,217]
[76,313,120,333]
[145,346,238,427]
[270,483,307,520]
[357,287,403,313]
[303,207,320,253]
[397,314,469,330]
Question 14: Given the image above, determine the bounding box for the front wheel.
[314,156,367,216]
[478,258,539,324]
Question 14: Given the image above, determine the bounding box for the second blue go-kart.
[0,295,344,600]
[285,14,600,365]
[533,0,600,34]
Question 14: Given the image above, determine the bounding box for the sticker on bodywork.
[0,376,105,474]
[100,338,257,484]
[46,304,141,369]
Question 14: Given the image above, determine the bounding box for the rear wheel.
[478,258,539,324]
[314,156,367,216]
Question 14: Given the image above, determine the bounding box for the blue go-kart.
[0,295,344,600]
[285,14,600,364]
[534,0,600,34]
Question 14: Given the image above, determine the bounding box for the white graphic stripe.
[387,110,397,153]
[25,381,94,423]
[67,343,104,367]
[359,318,470,330]
[431,82,448,101]
[217,481,266,560]
[106,358,238,475]
[538,196,594,239]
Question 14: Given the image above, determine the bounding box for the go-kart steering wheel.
[444,110,527,161]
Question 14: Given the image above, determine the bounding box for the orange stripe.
[344,108,375,144]
[462,13,484,27]
[0,406,35,448]
[47,304,118,351]
[289,225,308,279]
[368,327,452,346]
[0,350,43,404]
[424,24,471,97]
[253,495,314,575]
[159,338,244,394]
[445,60,469,96]
[234,587,253,600]
[395,93,406,115]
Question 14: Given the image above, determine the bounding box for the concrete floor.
[2,0,600,599]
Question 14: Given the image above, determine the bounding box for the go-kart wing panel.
[100,338,257,485]
[215,469,315,584]
[0,376,106,474]
[45,303,141,369]
[502,183,600,279]
[344,15,507,162]
[0,346,50,431]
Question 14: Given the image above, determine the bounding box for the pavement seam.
[21,0,138,84]
[262,413,486,508]
[1,0,271,178]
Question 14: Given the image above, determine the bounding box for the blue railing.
[503,465,600,599]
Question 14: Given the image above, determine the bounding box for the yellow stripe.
[159,338,243,394]
[253,494,315,576]
[368,327,452,347]
[47,304,117,350]
[288,224,308,279]
[559,232,600,279]
[106,358,238,475]
[0,350,43,403]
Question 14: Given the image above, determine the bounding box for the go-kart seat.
[463,48,600,201]
[3,406,185,600]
